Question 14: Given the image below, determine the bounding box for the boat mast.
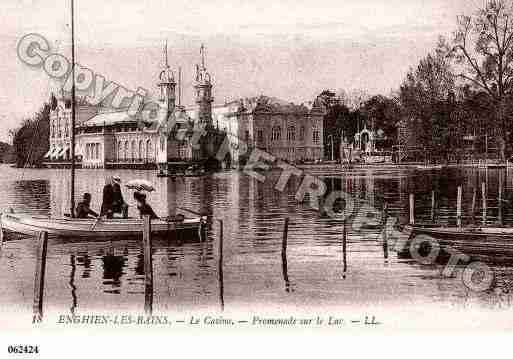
[70,0,76,217]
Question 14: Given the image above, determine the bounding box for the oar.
[177,207,212,217]
[90,216,102,230]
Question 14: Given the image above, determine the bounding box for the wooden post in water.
[482,182,487,226]
[409,193,415,225]
[430,190,435,222]
[33,231,48,323]
[0,214,4,247]
[342,217,347,275]
[143,215,153,316]
[499,171,503,226]
[457,186,462,228]
[218,220,224,311]
[382,203,388,260]
[471,187,477,224]
[281,218,290,291]
[282,218,289,261]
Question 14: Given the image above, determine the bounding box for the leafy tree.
[361,95,401,148]
[399,41,455,161]
[450,0,513,160]
[319,90,359,159]
[12,103,50,168]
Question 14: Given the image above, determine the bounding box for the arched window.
[272,126,281,141]
[300,126,305,141]
[313,129,320,144]
[140,140,146,162]
[287,126,295,141]
[138,140,143,161]
[117,141,123,160]
[257,130,264,144]
[146,139,153,160]
[124,141,128,160]
[131,140,136,160]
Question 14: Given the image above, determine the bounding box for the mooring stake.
[457,186,462,228]
[282,218,290,291]
[143,215,153,316]
[409,193,415,225]
[218,219,224,311]
[382,203,389,260]
[33,231,48,323]
[482,182,487,226]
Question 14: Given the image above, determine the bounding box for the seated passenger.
[134,191,159,220]
[76,193,99,219]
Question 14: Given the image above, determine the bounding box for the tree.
[12,103,50,168]
[399,41,456,160]
[450,0,513,160]
[319,90,352,160]
[361,95,401,148]
[337,89,370,111]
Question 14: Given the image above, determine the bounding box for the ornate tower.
[158,40,176,116]
[195,44,213,127]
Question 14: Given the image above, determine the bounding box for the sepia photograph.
[0,0,512,356]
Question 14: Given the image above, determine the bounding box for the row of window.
[257,126,320,144]
[85,143,101,160]
[50,119,70,138]
[116,139,154,161]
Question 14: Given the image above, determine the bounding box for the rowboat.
[401,224,513,260]
[1,211,207,240]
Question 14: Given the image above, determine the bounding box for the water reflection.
[102,253,127,294]
[2,165,513,313]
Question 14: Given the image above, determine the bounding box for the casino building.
[44,43,325,170]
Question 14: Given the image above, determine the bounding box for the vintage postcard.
[0,0,512,357]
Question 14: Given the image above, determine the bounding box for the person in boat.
[101,176,129,219]
[75,193,99,219]
[133,191,159,220]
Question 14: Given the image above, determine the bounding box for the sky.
[0,0,481,142]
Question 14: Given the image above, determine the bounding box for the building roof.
[80,111,137,127]
[77,94,324,129]
[222,96,314,115]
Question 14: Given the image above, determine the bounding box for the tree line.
[321,0,513,163]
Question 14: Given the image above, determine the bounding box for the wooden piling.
[457,186,462,228]
[282,218,289,261]
[143,215,153,316]
[342,218,347,275]
[0,215,4,248]
[482,182,487,226]
[471,187,477,224]
[218,219,224,311]
[430,190,435,222]
[33,231,48,323]
[281,218,290,291]
[382,203,388,260]
[409,193,415,225]
[499,171,503,226]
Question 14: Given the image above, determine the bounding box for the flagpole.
[70,0,76,217]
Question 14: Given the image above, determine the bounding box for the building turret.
[194,44,213,127]
[158,40,176,116]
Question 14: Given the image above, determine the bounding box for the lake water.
[1,164,513,329]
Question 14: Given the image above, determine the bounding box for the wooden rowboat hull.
[401,224,513,261]
[1,212,206,240]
